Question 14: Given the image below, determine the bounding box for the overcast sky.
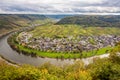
[0,0,120,14]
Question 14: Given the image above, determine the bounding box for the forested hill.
[56,15,120,27]
[0,14,48,34]
[0,14,47,28]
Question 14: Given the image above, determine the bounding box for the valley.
[0,14,120,80]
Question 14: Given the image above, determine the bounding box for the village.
[17,32,120,53]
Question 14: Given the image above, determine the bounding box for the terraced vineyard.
[30,24,120,38]
[9,24,120,58]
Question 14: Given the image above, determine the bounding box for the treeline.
[57,15,120,27]
[0,49,120,80]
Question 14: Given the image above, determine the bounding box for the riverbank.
[0,31,19,66]
[0,52,119,80]
[0,55,18,67]
[8,33,113,59]
[0,25,117,66]
[0,32,114,66]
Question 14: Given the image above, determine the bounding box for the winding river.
[0,33,109,66]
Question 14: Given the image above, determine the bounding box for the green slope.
[0,14,48,34]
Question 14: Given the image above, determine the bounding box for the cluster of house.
[17,32,120,53]
[17,32,32,45]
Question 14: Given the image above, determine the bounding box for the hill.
[0,14,48,34]
[30,24,120,38]
[56,15,120,27]
[45,14,75,20]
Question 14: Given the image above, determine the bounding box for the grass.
[15,43,112,59]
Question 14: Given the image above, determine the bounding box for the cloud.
[0,0,120,14]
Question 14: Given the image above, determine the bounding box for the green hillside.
[57,15,120,27]
[0,14,48,34]
[30,24,120,38]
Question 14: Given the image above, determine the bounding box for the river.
[0,33,109,67]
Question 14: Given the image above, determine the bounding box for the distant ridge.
[45,14,75,20]
[56,15,120,27]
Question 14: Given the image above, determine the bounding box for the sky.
[0,0,120,14]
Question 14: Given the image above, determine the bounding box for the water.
[0,33,109,66]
